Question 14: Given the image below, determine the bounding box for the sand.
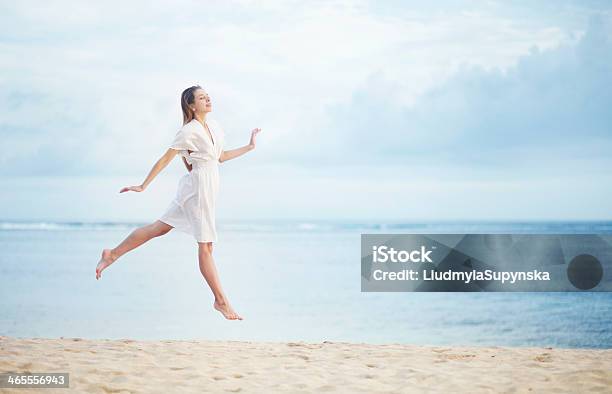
[1,336,611,393]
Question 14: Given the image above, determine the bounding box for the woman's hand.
[119,184,145,193]
[249,128,261,149]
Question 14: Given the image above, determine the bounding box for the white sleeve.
[169,126,199,151]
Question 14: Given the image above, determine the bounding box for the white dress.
[159,117,225,243]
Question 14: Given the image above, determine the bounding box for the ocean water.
[1,220,611,349]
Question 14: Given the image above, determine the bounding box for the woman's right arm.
[119,148,179,193]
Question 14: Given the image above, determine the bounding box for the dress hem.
[158,218,217,243]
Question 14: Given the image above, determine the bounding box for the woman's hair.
[180,85,203,125]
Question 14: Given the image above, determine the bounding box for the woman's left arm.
[219,128,261,163]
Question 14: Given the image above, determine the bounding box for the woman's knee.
[151,221,172,237]
[198,241,213,255]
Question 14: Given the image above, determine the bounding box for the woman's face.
[192,88,212,114]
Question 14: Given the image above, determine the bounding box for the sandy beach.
[0,336,611,393]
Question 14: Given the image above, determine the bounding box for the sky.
[1,0,611,221]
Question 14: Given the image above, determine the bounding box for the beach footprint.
[534,352,553,362]
[440,353,476,361]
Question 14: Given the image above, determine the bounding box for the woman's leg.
[95,220,173,280]
[198,241,243,320]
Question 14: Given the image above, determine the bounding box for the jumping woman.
[95,84,261,321]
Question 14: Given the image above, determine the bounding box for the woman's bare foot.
[213,300,243,320]
[96,249,117,280]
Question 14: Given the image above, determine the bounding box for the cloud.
[1,3,612,221]
[321,14,612,175]
[0,1,602,176]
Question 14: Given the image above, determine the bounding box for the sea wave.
[1,220,612,233]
